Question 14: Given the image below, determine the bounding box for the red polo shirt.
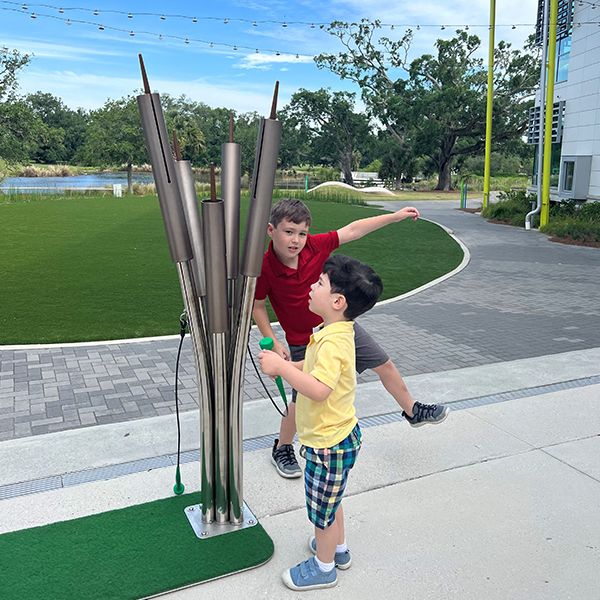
[255,231,340,346]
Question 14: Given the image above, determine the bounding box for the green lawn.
[0,194,463,344]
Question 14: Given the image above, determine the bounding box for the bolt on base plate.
[184,502,258,539]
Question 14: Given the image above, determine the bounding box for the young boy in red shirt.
[253,199,449,478]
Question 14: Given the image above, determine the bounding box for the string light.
[0,3,562,30]
[4,2,597,61]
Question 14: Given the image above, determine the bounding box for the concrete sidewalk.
[1,348,599,599]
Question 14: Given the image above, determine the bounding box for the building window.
[533,142,562,187]
[556,36,571,83]
[562,160,575,191]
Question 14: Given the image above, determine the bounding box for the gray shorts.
[288,322,389,402]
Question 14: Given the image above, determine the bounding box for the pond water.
[0,172,155,194]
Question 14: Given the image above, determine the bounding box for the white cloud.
[16,69,294,113]
[1,37,125,61]
[237,51,313,70]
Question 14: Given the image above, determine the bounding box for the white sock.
[314,556,335,573]
[336,542,348,553]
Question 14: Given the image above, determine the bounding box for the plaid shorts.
[301,424,362,530]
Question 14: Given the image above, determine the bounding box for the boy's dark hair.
[323,254,383,320]
[270,198,312,227]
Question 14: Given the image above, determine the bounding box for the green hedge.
[481,189,537,227]
[481,190,600,243]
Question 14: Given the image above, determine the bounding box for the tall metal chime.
[136,55,281,535]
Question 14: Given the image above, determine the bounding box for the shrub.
[481,189,538,226]
[540,219,600,243]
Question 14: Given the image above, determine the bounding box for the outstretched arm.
[337,206,420,245]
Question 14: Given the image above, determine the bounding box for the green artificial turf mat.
[0,492,273,600]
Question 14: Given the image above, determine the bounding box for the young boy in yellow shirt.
[259,254,383,591]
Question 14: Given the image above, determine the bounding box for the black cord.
[174,312,187,473]
[247,343,289,418]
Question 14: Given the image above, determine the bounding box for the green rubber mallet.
[259,337,288,407]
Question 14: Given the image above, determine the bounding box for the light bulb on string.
[58,7,64,13]
[21,4,27,10]
[129,30,135,37]
[282,22,288,28]
[128,13,133,19]
[185,38,190,44]
[160,15,165,21]
[252,21,257,26]
[65,18,71,25]
[93,9,99,16]
[30,12,36,19]
[98,24,104,30]
[192,17,197,23]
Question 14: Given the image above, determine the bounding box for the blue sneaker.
[308,536,352,570]
[281,557,338,591]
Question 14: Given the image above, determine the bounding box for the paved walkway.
[1,200,599,442]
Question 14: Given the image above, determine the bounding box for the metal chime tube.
[202,198,230,524]
[136,56,215,523]
[228,84,282,523]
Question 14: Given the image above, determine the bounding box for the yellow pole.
[482,0,496,210]
[541,0,559,227]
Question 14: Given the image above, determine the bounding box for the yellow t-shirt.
[296,320,357,448]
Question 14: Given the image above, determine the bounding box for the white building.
[529,0,600,201]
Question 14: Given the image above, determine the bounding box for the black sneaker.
[271,439,302,478]
[403,402,450,428]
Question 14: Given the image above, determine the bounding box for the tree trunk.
[435,160,452,191]
[340,153,354,186]
[127,162,133,195]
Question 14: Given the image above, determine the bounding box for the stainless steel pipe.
[138,88,215,522]
[202,199,230,523]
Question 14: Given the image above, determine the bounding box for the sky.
[1,0,539,114]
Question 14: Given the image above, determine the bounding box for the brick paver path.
[1,200,598,441]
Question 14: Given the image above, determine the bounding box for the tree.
[316,23,539,190]
[25,92,88,163]
[282,88,372,185]
[0,47,30,102]
[75,96,147,193]
[0,48,50,165]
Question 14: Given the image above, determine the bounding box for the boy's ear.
[267,223,274,237]
[332,293,347,314]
